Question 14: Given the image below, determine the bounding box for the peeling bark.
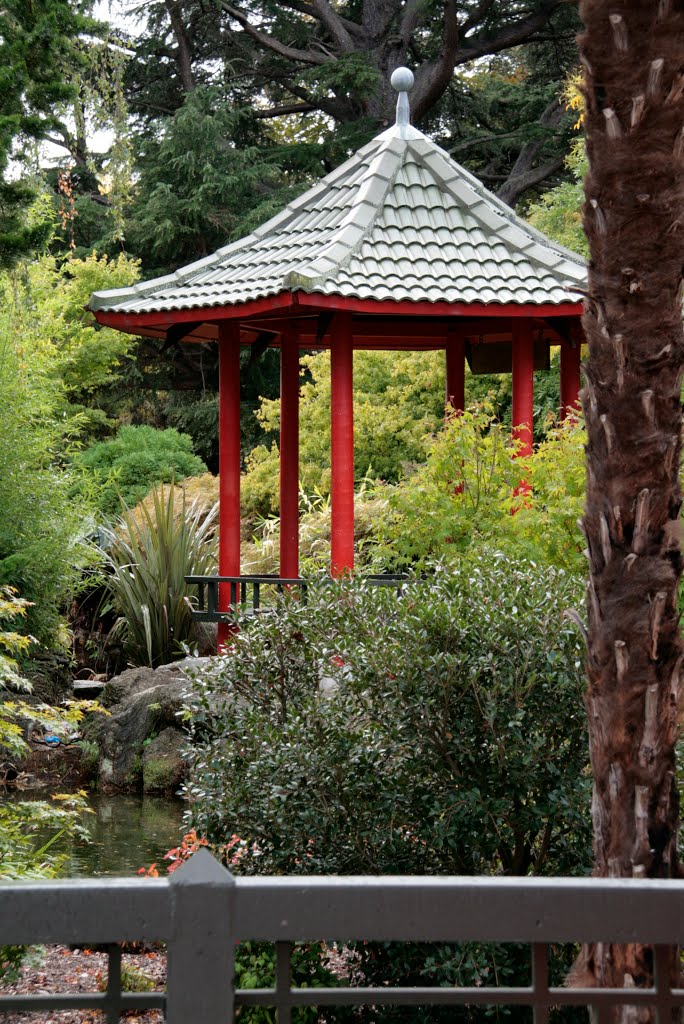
[575,1,684,1018]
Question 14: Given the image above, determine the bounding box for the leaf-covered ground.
[0,945,165,1023]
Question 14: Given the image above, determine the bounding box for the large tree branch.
[489,96,567,205]
[44,128,91,170]
[493,95,566,204]
[219,1,331,65]
[275,0,365,38]
[309,0,354,52]
[362,0,405,43]
[451,0,565,67]
[412,1,566,127]
[269,72,352,121]
[412,0,461,121]
[253,101,317,118]
[449,128,528,155]
[460,0,498,35]
[491,94,565,199]
[399,0,424,47]
[165,0,196,92]
[495,152,565,205]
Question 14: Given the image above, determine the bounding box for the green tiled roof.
[90,112,585,317]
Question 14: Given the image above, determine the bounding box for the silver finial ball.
[391,67,414,93]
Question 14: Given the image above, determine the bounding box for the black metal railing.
[185,573,411,623]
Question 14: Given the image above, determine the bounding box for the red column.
[445,331,465,414]
[330,312,355,576]
[511,319,534,459]
[560,321,582,420]
[217,321,241,651]
[280,325,300,579]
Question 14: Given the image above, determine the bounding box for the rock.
[86,657,211,793]
[142,727,185,794]
[100,658,210,708]
[23,652,72,703]
[72,680,106,699]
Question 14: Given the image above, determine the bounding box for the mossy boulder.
[86,658,210,793]
[142,728,185,794]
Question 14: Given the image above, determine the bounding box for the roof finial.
[391,66,414,127]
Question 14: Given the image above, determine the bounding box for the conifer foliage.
[0,0,98,267]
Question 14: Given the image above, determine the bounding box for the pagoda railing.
[185,573,411,623]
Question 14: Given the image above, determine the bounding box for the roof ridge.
[406,137,585,274]
[281,134,407,290]
[89,139,387,312]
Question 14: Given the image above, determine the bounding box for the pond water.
[3,789,187,877]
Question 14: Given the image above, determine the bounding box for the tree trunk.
[576,0,684,1018]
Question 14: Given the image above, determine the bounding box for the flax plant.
[101,484,218,667]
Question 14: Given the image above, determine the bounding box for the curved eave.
[92,289,584,341]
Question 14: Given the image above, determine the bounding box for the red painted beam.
[91,293,300,330]
[330,312,355,576]
[217,323,242,651]
[296,293,583,319]
[91,291,583,335]
[279,327,300,579]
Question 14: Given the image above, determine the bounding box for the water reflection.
[2,789,186,877]
[69,793,186,877]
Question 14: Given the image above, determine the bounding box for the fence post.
[166,848,235,1023]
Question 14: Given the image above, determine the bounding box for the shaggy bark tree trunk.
[576,1,684,1019]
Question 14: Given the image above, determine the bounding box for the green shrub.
[0,254,139,646]
[183,561,590,1020]
[232,941,351,1024]
[0,590,92,981]
[100,483,218,667]
[0,335,92,647]
[74,425,207,517]
[374,403,585,574]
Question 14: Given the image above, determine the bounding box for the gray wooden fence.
[1,848,683,1021]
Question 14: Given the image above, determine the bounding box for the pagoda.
[90,68,585,644]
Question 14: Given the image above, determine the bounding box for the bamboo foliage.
[101,483,218,668]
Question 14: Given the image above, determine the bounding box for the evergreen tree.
[0,0,101,267]
[121,0,581,239]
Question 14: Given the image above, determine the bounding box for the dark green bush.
[233,941,353,1023]
[183,560,591,1020]
[74,424,207,517]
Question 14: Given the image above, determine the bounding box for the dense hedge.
[183,560,590,1021]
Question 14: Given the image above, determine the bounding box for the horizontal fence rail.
[185,573,411,622]
[2,849,684,1021]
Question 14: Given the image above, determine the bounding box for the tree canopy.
[0,0,104,267]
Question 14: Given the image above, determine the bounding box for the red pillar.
[511,319,534,459]
[560,322,582,420]
[280,326,300,579]
[445,331,465,414]
[217,321,241,651]
[330,312,355,576]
